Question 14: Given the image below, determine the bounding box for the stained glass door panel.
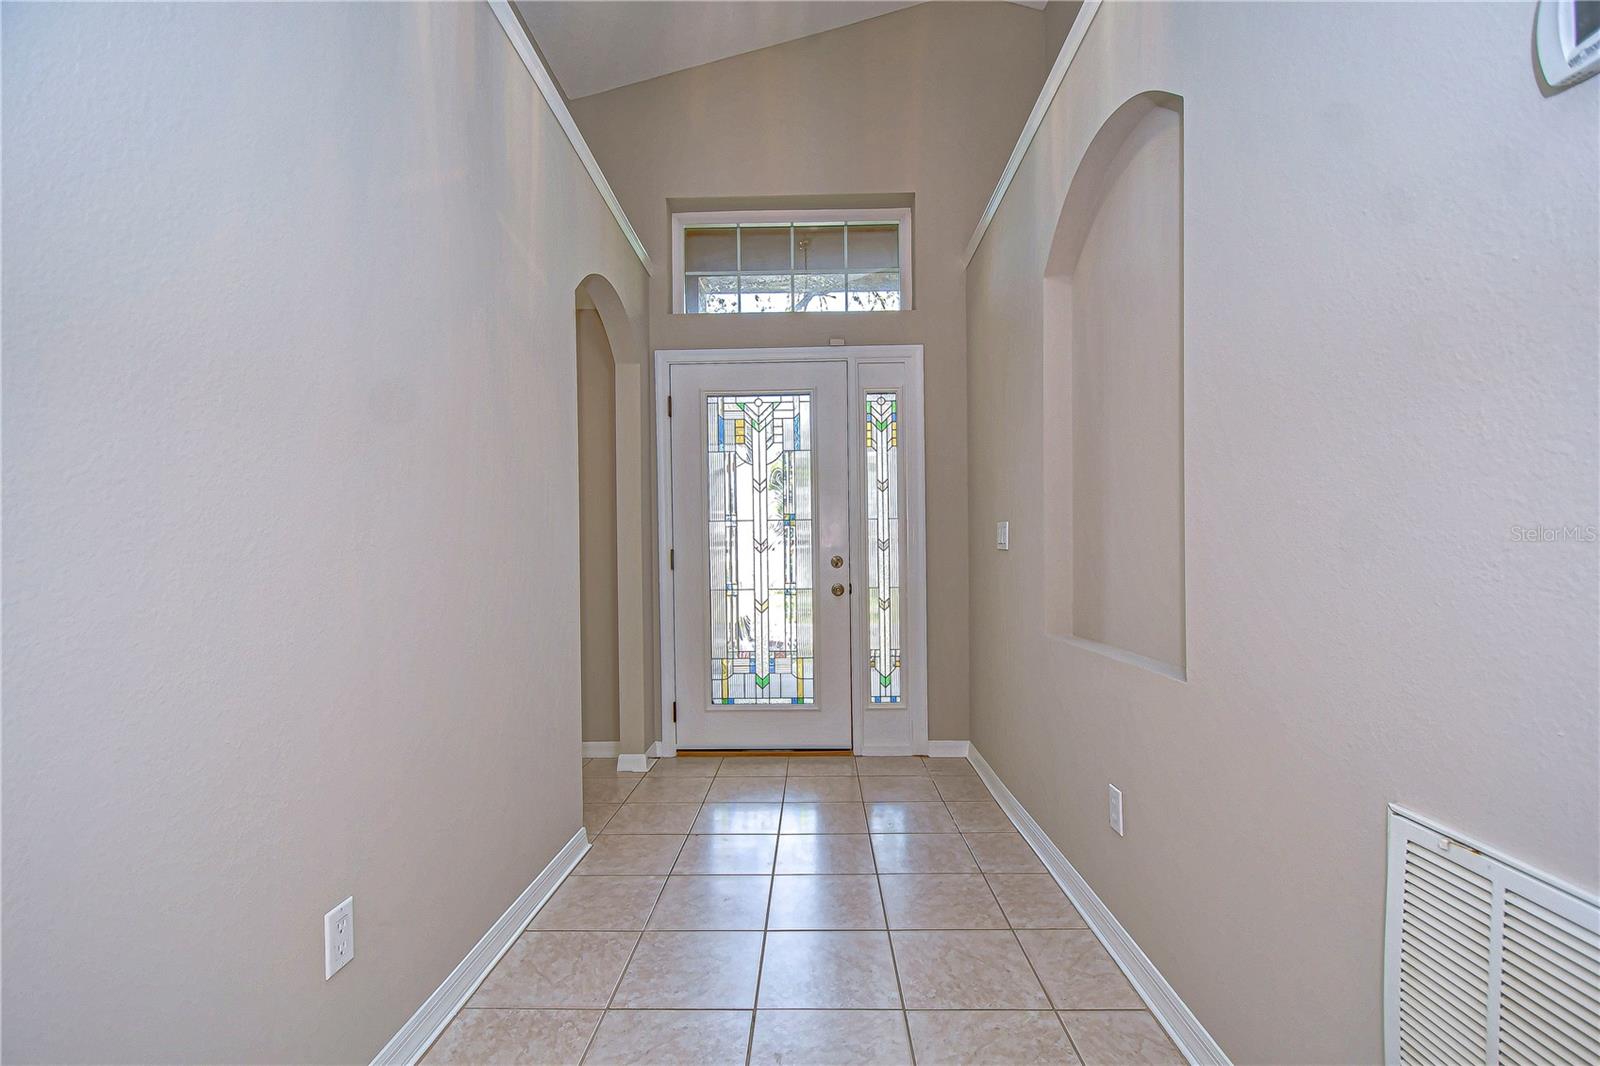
[706,393,815,704]
[670,362,851,749]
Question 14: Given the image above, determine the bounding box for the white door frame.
[654,345,929,756]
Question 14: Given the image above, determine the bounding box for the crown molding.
[963,0,1101,265]
[488,1,654,275]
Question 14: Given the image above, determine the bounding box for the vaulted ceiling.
[514,1,924,99]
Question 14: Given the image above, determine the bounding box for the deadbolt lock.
[830,583,846,597]
[830,555,844,569]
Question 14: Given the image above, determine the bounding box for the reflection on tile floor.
[423,756,1185,1065]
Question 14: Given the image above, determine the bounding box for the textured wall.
[966,3,1598,1061]
[1,4,647,1061]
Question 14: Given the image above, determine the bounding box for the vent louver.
[1386,808,1600,1066]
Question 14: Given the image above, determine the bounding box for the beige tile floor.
[423,756,1185,1066]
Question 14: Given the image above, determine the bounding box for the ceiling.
[515,1,925,100]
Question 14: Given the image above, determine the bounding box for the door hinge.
[667,395,672,417]
[672,701,677,723]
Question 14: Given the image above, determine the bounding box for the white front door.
[669,360,852,749]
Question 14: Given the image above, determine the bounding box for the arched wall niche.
[575,273,657,760]
[1041,90,1186,679]
[576,284,620,746]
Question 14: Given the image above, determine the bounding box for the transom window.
[672,209,912,314]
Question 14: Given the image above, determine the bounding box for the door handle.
[831,583,846,597]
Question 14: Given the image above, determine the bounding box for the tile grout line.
[745,755,788,1065]
[975,831,1061,1016]
[872,769,917,1065]
[746,823,780,1066]
[963,755,1098,1065]
[966,759,1063,1019]
[951,779,1084,1055]
[1000,888,1091,1061]
[579,763,703,1065]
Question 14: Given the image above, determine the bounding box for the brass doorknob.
[831,583,846,597]
[830,555,844,569]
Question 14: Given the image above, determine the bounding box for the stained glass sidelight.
[866,392,901,702]
[707,394,815,704]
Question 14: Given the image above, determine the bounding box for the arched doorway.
[574,274,656,774]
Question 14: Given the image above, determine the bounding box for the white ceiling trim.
[962,0,1101,265]
[488,0,654,275]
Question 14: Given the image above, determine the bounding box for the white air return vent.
[1385,806,1600,1065]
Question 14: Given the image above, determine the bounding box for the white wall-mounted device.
[1536,0,1600,89]
[1384,806,1600,1064]
[324,896,354,979]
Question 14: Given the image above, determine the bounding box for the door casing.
[654,345,929,756]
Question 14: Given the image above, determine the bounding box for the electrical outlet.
[996,521,1009,550]
[324,897,354,979]
[1108,784,1124,836]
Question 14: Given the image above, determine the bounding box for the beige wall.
[1,3,648,1062]
[967,2,1599,1062]
[567,1,1072,742]
[577,309,622,743]
[1041,0,1080,59]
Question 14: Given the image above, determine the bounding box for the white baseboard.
[616,752,651,773]
[371,828,589,1065]
[926,740,970,758]
[581,741,619,758]
[967,747,1229,1066]
[648,741,663,758]
[858,744,915,756]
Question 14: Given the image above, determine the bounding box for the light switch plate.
[324,897,354,979]
[1108,784,1124,836]
[996,521,1009,550]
